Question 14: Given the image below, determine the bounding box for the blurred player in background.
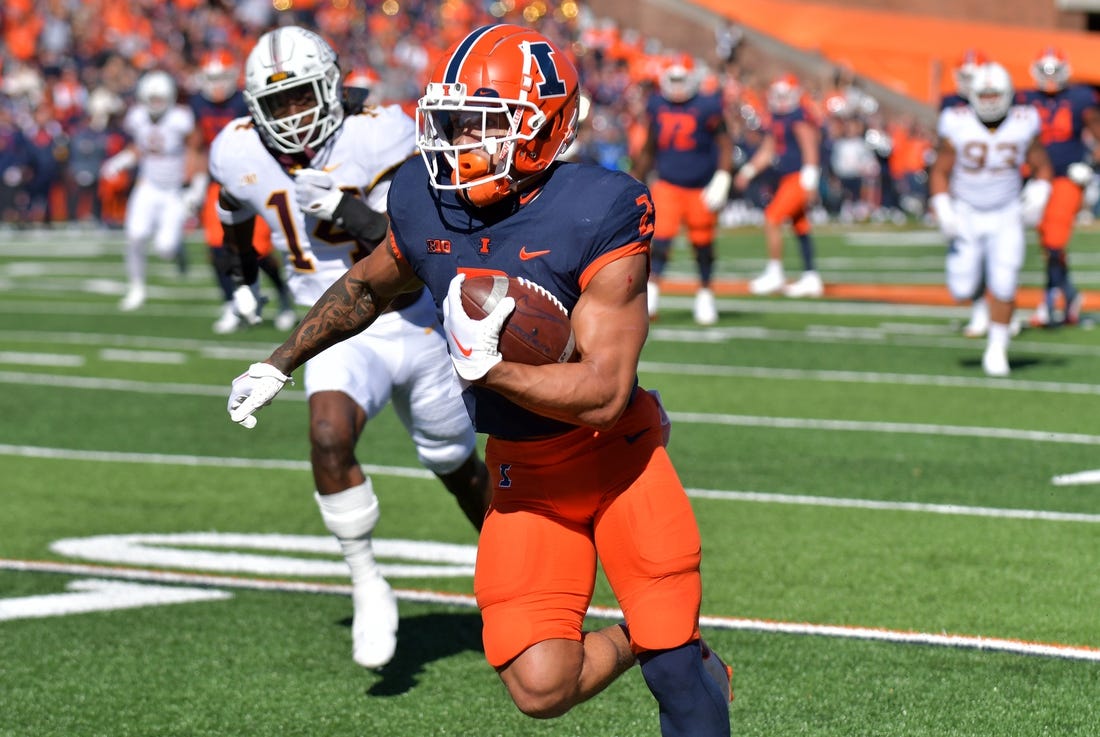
[631,57,733,325]
[189,50,295,334]
[210,26,490,670]
[1020,47,1100,327]
[735,73,824,298]
[929,62,1052,377]
[224,23,732,736]
[941,49,994,337]
[100,70,199,311]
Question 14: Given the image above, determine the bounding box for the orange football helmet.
[416,24,580,207]
[953,48,988,97]
[199,49,239,103]
[1031,47,1071,93]
[767,73,801,115]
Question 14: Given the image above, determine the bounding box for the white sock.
[988,322,1010,351]
[766,259,783,276]
[315,480,381,584]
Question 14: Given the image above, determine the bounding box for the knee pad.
[315,480,379,539]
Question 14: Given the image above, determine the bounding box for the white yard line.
[2,558,1097,662]
[1,443,1097,518]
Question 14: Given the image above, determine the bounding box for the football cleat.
[213,302,241,334]
[118,285,146,312]
[351,572,399,669]
[749,268,785,296]
[982,344,1010,378]
[1065,293,1084,326]
[275,309,298,331]
[782,271,824,298]
[963,300,990,338]
[700,640,734,702]
[1028,301,1050,329]
[693,287,718,325]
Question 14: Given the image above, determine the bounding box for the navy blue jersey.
[1020,84,1098,175]
[388,159,654,440]
[645,91,728,188]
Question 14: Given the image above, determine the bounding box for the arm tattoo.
[269,273,388,371]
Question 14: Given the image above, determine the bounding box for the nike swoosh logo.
[450,332,473,357]
[519,247,551,260]
[624,428,650,444]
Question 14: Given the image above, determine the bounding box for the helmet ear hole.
[527,111,546,132]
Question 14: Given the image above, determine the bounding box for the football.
[460,274,578,365]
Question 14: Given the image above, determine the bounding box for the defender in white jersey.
[100,70,202,311]
[929,62,1052,377]
[211,26,491,670]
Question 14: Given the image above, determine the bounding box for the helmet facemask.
[243,27,345,157]
[417,28,579,207]
[246,70,343,156]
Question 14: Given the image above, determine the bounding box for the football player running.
[735,73,824,298]
[188,50,295,334]
[101,70,200,311]
[225,24,732,737]
[929,62,1053,377]
[211,26,491,669]
[630,57,733,325]
[1019,47,1100,327]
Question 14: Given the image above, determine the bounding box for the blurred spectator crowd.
[0,0,938,229]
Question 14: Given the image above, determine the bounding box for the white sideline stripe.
[99,349,188,365]
[3,370,1099,438]
[3,559,1098,663]
[0,352,85,367]
[640,361,1100,396]
[1052,470,1100,486]
[1,444,1097,522]
[669,412,1100,446]
[686,489,1100,523]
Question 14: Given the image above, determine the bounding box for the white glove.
[799,164,821,194]
[1067,162,1093,187]
[183,173,208,214]
[232,284,262,326]
[700,170,732,212]
[930,192,959,239]
[101,149,137,179]
[442,273,514,382]
[1021,179,1052,227]
[294,168,344,220]
[228,362,292,429]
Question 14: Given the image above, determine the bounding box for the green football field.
[1,222,1098,736]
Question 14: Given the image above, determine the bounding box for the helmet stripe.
[443,24,498,84]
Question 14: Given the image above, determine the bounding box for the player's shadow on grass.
[340,610,484,696]
[959,355,1054,372]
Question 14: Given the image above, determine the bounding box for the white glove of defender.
[700,170,732,212]
[442,273,514,382]
[930,192,959,239]
[294,168,344,221]
[1067,162,1093,187]
[1020,179,1052,227]
[228,362,292,429]
[100,149,137,179]
[232,284,262,326]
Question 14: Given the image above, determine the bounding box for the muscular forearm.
[267,266,390,374]
[484,359,637,430]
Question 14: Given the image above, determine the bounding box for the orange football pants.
[202,183,274,257]
[765,172,811,235]
[651,178,718,246]
[1036,176,1082,251]
[476,388,703,668]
